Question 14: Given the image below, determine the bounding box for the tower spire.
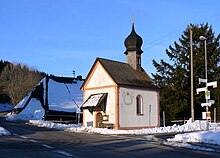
[124,22,143,55]
[124,22,143,71]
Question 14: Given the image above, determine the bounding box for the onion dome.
[124,23,143,55]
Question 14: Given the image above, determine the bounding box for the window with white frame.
[136,95,143,115]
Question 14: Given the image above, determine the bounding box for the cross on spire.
[132,16,135,24]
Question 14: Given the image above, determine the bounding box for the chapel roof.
[96,58,159,89]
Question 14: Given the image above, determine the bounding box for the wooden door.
[96,112,103,128]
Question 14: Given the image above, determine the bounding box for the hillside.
[0,60,45,105]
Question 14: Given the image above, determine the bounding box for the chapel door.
[96,112,103,128]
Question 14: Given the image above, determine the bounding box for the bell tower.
[124,22,143,71]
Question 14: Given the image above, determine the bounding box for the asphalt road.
[0,117,219,158]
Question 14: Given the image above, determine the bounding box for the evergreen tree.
[152,23,220,121]
[0,60,9,73]
[0,60,11,103]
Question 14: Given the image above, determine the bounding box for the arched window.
[136,95,143,115]
[137,56,141,66]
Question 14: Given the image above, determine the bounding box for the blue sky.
[1,0,220,78]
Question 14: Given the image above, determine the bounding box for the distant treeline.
[0,60,45,106]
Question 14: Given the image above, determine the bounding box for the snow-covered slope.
[14,93,31,109]
[6,98,45,121]
[0,126,10,135]
[6,77,83,121]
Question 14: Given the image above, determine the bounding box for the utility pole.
[190,25,194,122]
[163,111,166,127]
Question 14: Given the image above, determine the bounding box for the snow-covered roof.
[14,93,31,109]
[0,103,13,112]
[48,79,83,112]
[7,76,84,121]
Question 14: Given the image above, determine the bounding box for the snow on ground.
[0,126,10,135]
[29,120,81,131]
[29,119,220,152]
[6,98,45,121]
[167,130,220,145]
[165,128,220,152]
[158,123,220,152]
[164,141,217,152]
[0,104,12,136]
[29,119,220,135]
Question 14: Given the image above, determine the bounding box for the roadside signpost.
[196,78,217,130]
[196,36,218,131]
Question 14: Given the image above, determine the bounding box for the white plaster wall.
[119,87,159,128]
[83,62,117,127]
[83,87,116,127]
[83,109,94,127]
[86,63,115,88]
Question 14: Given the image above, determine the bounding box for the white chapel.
[81,23,160,130]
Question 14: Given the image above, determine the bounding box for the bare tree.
[0,63,44,105]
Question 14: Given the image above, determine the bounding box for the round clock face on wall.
[124,92,132,105]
